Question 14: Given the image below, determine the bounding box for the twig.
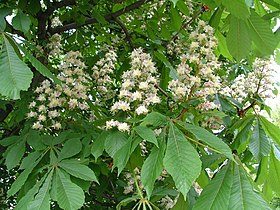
[114,18,134,50]
[50,0,151,34]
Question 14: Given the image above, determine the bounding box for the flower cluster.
[159,196,176,210]
[221,58,274,103]
[27,51,92,131]
[123,168,143,195]
[106,48,160,132]
[47,33,62,58]
[111,48,160,114]
[168,20,221,111]
[92,49,117,103]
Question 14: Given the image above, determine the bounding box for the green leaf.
[12,10,31,33]
[249,119,271,161]
[259,115,280,145]
[210,7,224,28]
[226,15,251,61]
[15,174,47,210]
[26,131,47,151]
[105,130,127,157]
[177,0,189,16]
[28,170,53,210]
[163,122,201,199]
[8,153,44,197]
[20,151,42,169]
[247,11,278,55]
[0,36,33,99]
[141,111,168,127]
[91,131,107,160]
[154,51,178,80]
[267,151,280,195]
[58,138,82,160]
[112,137,133,175]
[180,122,233,160]
[18,44,61,84]
[194,162,270,210]
[141,137,166,198]
[216,31,233,60]
[170,7,182,31]
[59,159,98,182]
[0,136,20,146]
[222,0,250,19]
[56,169,85,210]
[228,163,270,210]
[134,125,158,147]
[92,10,107,24]
[193,164,233,210]
[0,8,12,31]
[5,140,25,170]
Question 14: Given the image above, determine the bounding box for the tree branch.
[50,0,151,34]
[114,18,134,50]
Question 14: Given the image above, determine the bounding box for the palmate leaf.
[56,169,85,210]
[249,119,271,161]
[163,122,201,199]
[59,159,98,183]
[28,170,53,210]
[194,162,271,210]
[12,10,31,33]
[226,15,251,61]
[177,122,233,160]
[141,135,166,198]
[0,35,33,99]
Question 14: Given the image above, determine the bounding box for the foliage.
[0,0,280,209]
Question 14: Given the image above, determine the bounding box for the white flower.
[132,91,142,101]
[38,114,46,122]
[139,82,149,90]
[53,122,62,130]
[27,111,37,118]
[48,110,59,119]
[32,122,43,130]
[68,99,78,109]
[106,120,119,129]
[29,101,36,108]
[135,105,149,115]
[117,122,130,132]
[37,94,46,101]
[38,105,47,112]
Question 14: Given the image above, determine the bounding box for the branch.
[4,21,26,39]
[50,0,151,34]
[37,0,77,40]
[114,18,134,50]
[0,104,13,122]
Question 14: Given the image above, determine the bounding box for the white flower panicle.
[221,58,274,103]
[111,48,160,116]
[168,20,221,111]
[92,49,118,102]
[28,51,91,131]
